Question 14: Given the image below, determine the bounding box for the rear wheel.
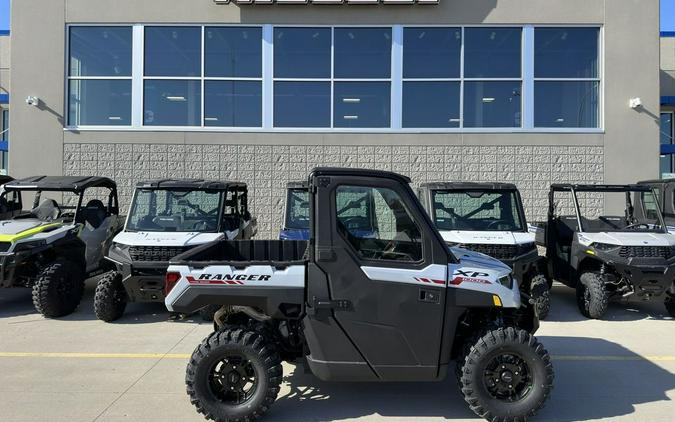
[576,272,609,319]
[457,327,554,422]
[530,274,551,320]
[32,258,85,318]
[665,294,675,318]
[199,304,222,322]
[186,328,282,422]
[94,271,128,322]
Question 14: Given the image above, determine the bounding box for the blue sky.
[0,0,673,31]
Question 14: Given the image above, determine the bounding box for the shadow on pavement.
[268,336,674,422]
[545,284,673,323]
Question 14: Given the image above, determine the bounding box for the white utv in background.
[418,183,551,319]
[166,168,554,422]
[0,176,122,317]
[97,179,257,322]
[535,184,675,319]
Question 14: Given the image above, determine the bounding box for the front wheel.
[186,329,282,422]
[457,327,554,422]
[94,271,128,322]
[576,272,609,319]
[32,258,85,318]
[665,294,675,318]
[530,274,551,320]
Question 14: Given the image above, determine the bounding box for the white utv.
[0,176,122,317]
[418,183,551,319]
[535,183,675,319]
[166,168,554,422]
[97,179,257,322]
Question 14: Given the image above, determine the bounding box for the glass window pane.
[143,80,201,126]
[69,26,132,77]
[334,28,392,79]
[403,28,461,78]
[144,27,201,77]
[534,81,598,128]
[464,81,522,128]
[205,27,262,78]
[464,28,521,78]
[274,28,331,78]
[204,81,262,127]
[68,80,132,126]
[274,82,330,128]
[336,185,422,262]
[661,156,673,177]
[535,28,599,78]
[403,82,460,128]
[334,82,391,128]
[661,113,673,145]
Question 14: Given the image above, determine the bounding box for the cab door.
[308,174,449,381]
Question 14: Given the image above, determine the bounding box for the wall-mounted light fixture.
[629,97,643,109]
[25,96,40,107]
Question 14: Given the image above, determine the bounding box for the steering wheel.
[486,219,510,230]
[622,223,650,231]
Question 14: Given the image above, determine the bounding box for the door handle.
[419,289,441,304]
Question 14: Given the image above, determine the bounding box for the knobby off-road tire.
[457,327,554,422]
[576,272,609,319]
[665,294,675,318]
[186,328,282,422]
[530,274,551,321]
[94,271,128,322]
[32,258,86,318]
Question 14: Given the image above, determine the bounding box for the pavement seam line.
[89,323,200,422]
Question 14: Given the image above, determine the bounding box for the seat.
[31,199,61,221]
[80,199,107,229]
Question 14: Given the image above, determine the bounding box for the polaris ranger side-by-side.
[98,179,257,322]
[418,182,552,319]
[0,176,123,317]
[635,179,675,233]
[166,168,554,422]
[535,184,675,319]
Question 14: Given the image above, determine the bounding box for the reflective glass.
[205,27,262,77]
[534,81,599,128]
[334,28,392,79]
[334,82,391,128]
[274,28,331,78]
[143,80,201,126]
[68,80,132,126]
[204,81,262,127]
[403,82,460,128]
[403,28,461,78]
[274,82,331,128]
[464,28,521,78]
[69,26,132,77]
[144,27,201,77]
[535,28,599,78]
[464,81,522,128]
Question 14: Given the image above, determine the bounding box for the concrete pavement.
[0,281,673,422]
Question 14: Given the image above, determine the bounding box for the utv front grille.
[460,244,520,261]
[618,246,672,259]
[129,246,193,262]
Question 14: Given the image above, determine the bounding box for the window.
[286,188,310,230]
[68,26,132,126]
[641,192,660,221]
[661,112,674,177]
[403,28,461,128]
[127,189,222,232]
[0,109,7,175]
[66,25,601,132]
[431,190,524,231]
[336,185,422,262]
[534,28,600,128]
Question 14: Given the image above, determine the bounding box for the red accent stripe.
[431,279,446,285]
[450,277,463,285]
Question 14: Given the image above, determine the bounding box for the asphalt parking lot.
[0,280,673,422]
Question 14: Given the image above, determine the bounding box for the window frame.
[64,23,604,134]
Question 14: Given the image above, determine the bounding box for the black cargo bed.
[170,240,308,268]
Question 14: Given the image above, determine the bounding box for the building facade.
[9,0,661,238]
[662,31,675,176]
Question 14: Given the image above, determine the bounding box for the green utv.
[0,176,123,317]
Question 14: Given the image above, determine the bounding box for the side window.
[336,185,422,263]
[642,192,659,221]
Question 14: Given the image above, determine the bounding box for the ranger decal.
[186,274,272,285]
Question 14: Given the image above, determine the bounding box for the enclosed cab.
[0,176,122,317]
[279,182,309,240]
[166,168,554,422]
[97,179,257,322]
[537,183,675,319]
[635,179,675,232]
[418,182,551,319]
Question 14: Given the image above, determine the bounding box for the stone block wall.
[63,143,604,239]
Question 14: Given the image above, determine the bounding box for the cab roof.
[310,167,411,184]
[0,175,13,185]
[136,179,247,191]
[420,182,518,191]
[551,183,652,192]
[637,179,675,186]
[5,176,116,192]
[287,181,308,189]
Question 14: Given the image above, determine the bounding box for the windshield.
[431,190,525,232]
[126,189,222,232]
[285,189,309,230]
[570,190,664,233]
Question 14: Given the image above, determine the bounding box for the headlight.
[14,239,47,252]
[498,275,514,289]
[592,242,621,252]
